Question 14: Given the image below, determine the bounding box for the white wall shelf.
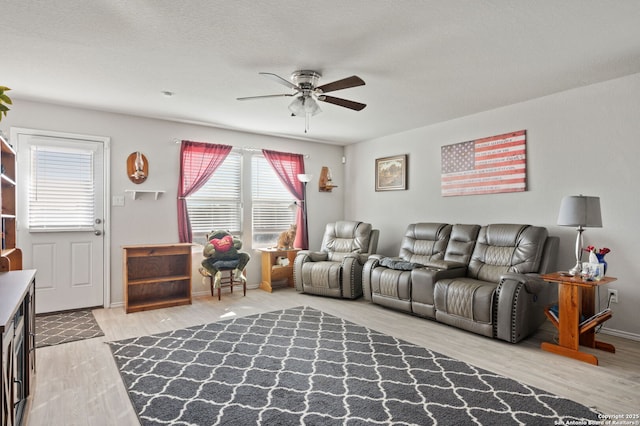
[124,189,166,200]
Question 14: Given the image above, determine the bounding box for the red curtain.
[262,149,308,249]
[178,141,232,243]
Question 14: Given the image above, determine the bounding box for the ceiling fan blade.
[259,72,300,90]
[316,75,365,93]
[237,94,294,101]
[318,95,366,111]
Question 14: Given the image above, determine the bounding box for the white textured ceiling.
[4,1,640,145]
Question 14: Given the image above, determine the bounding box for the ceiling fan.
[237,70,366,133]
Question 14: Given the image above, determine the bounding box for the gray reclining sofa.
[363,223,558,343]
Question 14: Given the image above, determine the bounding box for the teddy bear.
[199,230,250,288]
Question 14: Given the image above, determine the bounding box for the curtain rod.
[172,139,309,158]
[241,146,310,158]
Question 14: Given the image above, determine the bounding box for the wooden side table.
[540,272,617,365]
[258,248,300,292]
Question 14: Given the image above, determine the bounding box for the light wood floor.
[26,287,640,425]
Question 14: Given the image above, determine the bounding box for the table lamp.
[557,195,602,276]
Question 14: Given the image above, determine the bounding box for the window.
[251,155,296,248]
[28,146,95,230]
[184,151,296,248]
[185,151,242,242]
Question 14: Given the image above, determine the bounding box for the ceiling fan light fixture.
[288,96,321,117]
[305,97,321,116]
[241,70,365,133]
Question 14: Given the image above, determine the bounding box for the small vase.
[595,253,607,275]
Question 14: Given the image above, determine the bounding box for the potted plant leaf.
[0,86,12,122]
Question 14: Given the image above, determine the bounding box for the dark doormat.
[36,308,105,348]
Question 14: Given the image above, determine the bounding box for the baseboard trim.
[110,284,262,309]
[600,326,640,342]
[542,317,640,342]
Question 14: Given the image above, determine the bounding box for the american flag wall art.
[440,130,527,197]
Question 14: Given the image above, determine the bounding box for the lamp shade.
[297,173,313,183]
[557,195,602,227]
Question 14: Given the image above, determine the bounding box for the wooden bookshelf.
[0,134,22,272]
[123,243,192,313]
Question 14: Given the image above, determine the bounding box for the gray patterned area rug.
[36,309,105,348]
[108,306,599,426]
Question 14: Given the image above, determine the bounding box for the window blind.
[251,155,295,247]
[186,151,242,238]
[29,146,95,230]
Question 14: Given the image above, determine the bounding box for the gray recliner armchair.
[294,221,379,299]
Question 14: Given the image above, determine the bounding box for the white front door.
[13,128,110,314]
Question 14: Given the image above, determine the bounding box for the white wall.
[1,100,346,304]
[4,73,639,339]
[345,73,640,339]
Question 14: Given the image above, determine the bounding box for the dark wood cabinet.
[123,244,192,313]
[0,270,36,426]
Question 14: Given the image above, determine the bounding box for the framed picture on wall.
[440,130,526,197]
[375,154,407,191]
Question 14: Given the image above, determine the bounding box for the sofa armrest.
[425,259,467,270]
[499,273,546,294]
[362,256,383,301]
[294,251,327,291]
[348,253,371,265]
[411,265,467,292]
[495,274,557,343]
[340,255,364,299]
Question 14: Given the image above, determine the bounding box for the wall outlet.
[608,289,618,304]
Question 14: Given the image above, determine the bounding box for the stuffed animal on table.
[200,230,250,288]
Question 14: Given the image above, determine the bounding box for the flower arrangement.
[584,245,610,276]
[584,246,611,255]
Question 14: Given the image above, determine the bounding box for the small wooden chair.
[200,267,246,301]
[213,268,246,301]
